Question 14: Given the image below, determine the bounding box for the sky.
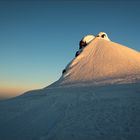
[0,0,140,99]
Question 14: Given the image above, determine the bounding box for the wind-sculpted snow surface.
[0,83,140,140]
[0,32,140,140]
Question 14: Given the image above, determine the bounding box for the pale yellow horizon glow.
[0,82,50,100]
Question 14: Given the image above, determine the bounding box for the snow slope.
[0,83,140,140]
[0,32,140,140]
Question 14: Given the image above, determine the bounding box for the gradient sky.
[0,0,140,99]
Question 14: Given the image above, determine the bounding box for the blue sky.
[0,0,140,98]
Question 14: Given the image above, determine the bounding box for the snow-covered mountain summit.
[53,32,140,87]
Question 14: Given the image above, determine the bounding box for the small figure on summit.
[97,32,110,41]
